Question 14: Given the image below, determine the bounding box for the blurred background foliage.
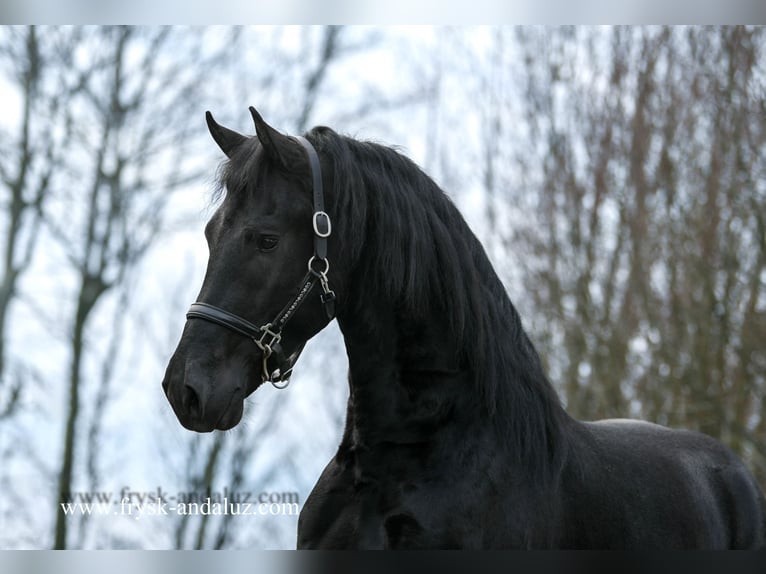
[0,25,763,549]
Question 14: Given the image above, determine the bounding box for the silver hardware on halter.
[313,211,332,238]
[253,323,281,353]
[271,372,290,390]
[307,255,330,276]
[252,323,283,384]
[270,353,299,390]
[319,273,333,297]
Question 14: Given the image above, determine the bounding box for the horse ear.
[249,106,302,168]
[206,111,247,158]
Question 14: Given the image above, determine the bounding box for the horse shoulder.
[297,455,360,548]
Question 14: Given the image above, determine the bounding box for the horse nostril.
[183,383,202,417]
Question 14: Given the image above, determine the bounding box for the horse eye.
[257,234,279,252]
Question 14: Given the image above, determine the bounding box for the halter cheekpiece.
[186,136,336,389]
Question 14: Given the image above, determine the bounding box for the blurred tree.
[484,26,765,489]
[0,26,73,417]
[28,26,234,549]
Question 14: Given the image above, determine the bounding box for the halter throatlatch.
[186,135,335,389]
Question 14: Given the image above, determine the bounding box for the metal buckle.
[252,324,290,387]
[253,323,281,354]
[312,211,332,238]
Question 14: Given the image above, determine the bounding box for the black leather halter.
[186,136,336,389]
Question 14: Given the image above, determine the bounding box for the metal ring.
[271,376,290,390]
[312,211,332,238]
[307,255,330,276]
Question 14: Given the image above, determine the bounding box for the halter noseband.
[186,136,336,389]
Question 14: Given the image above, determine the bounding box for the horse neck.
[337,282,470,434]
[327,147,571,479]
[334,255,571,484]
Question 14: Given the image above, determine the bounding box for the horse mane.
[306,126,571,480]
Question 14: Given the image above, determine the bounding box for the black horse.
[162,107,766,549]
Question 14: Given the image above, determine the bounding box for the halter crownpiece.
[186,135,335,389]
